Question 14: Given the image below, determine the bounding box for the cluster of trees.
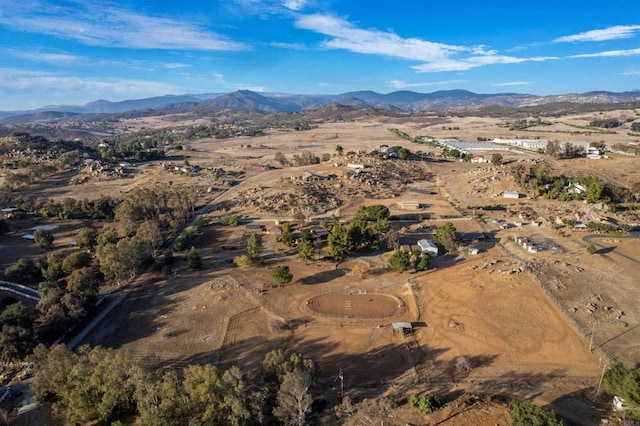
[603,362,640,419]
[182,125,264,140]
[32,345,317,426]
[0,195,118,221]
[510,164,619,204]
[509,400,562,425]
[545,140,586,159]
[387,249,431,273]
[292,151,321,166]
[589,118,620,129]
[328,206,390,260]
[508,118,552,130]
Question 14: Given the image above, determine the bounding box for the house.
[302,171,332,182]
[1,207,19,218]
[417,239,438,257]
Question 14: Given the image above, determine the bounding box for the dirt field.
[4,108,640,423]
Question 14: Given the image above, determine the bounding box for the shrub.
[271,265,293,285]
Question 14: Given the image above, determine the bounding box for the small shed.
[417,239,438,257]
[392,322,413,335]
[503,191,521,199]
[468,247,480,255]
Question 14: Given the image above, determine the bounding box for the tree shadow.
[596,246,616,255]
[299,269,346,285]
[547,388,606,426]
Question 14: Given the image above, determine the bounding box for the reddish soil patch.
[306,293,404,318]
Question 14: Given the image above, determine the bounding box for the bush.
[586,243,598,255]
[34,229,54,249]
[187,246,202,270]
[271,265,293,285]
[509,400,562,425]
[408,393,442,414]
[220,214,239,226]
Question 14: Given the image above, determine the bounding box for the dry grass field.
[3,107,639,424]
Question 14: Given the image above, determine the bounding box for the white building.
[417,239,438,257]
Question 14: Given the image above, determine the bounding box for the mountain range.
[2,89,640,123]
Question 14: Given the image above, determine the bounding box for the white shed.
[417,239,438,257]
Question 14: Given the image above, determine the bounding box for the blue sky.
[1,0,639,110]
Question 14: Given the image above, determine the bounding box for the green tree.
[603,362,640,418]
[297,239,315,263]
[281,222,294,247]
[388,250,411,272]
[434,222,458,253]
[335,145,344,156]
[66,267,100,303]
[247,234,263,259]
[271,266,293,285]
[76,227,97,251]
[586,243,598,255]
[586,180,603,204]
[328,223,349,260]
[509,400,563,426]
[491,153,503,165]
[221,214,239,226]
[187,246,203,270]
[4,258,45,285]
[415,253,431,271]
[34,228,54,249]
[62,250,93,274]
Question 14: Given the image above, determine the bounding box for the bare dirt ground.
[4,108,639,424]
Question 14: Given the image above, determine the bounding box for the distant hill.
[1,89,639,123]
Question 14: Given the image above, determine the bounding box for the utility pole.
[596,359,607,397]
[337,369,344,403]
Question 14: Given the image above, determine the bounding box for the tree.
[546,140,560,157]
[388,250,411,272]
[273,370,313,426]
[281,222,294,247]
[509,400,563,426]
[586,180,603,204]
[603,362,640,418]
[34,229,54,249]
[66,267,100,304]
[271,266,293,285]
[274,151,289,166]
[187,246,203,270]
[586,243,598,255]
[220,214,239,226]
[76,227,97,251]
[247,234,263,259]
[62,250,93,274]
[328,223,349,260]
[4,258,44,285]
[233,255,252,268]
[335,145,344,156]
[297,239,315,263]
[415,252,431,271]
[434,222,458,253]
[491,153,503,165]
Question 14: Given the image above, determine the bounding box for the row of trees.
[33,345,316,426]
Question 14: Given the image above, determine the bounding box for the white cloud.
[0,0,246,51]
[388,79,469,89]
[0,68,185,99]
[296,14,465,62]
[2,49,82,63]
[490,81,535,87]
[619,70,640,75]
[412,55,556,73]
[296,14,556,73]
[269,42,307,50]
[555,25,640,42]
[570,48,640,58]
[283,0,307,11]
[162,63,190,69]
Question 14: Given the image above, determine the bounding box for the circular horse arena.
[306,293,405,318]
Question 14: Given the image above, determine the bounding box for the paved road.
[0,280,40,301]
